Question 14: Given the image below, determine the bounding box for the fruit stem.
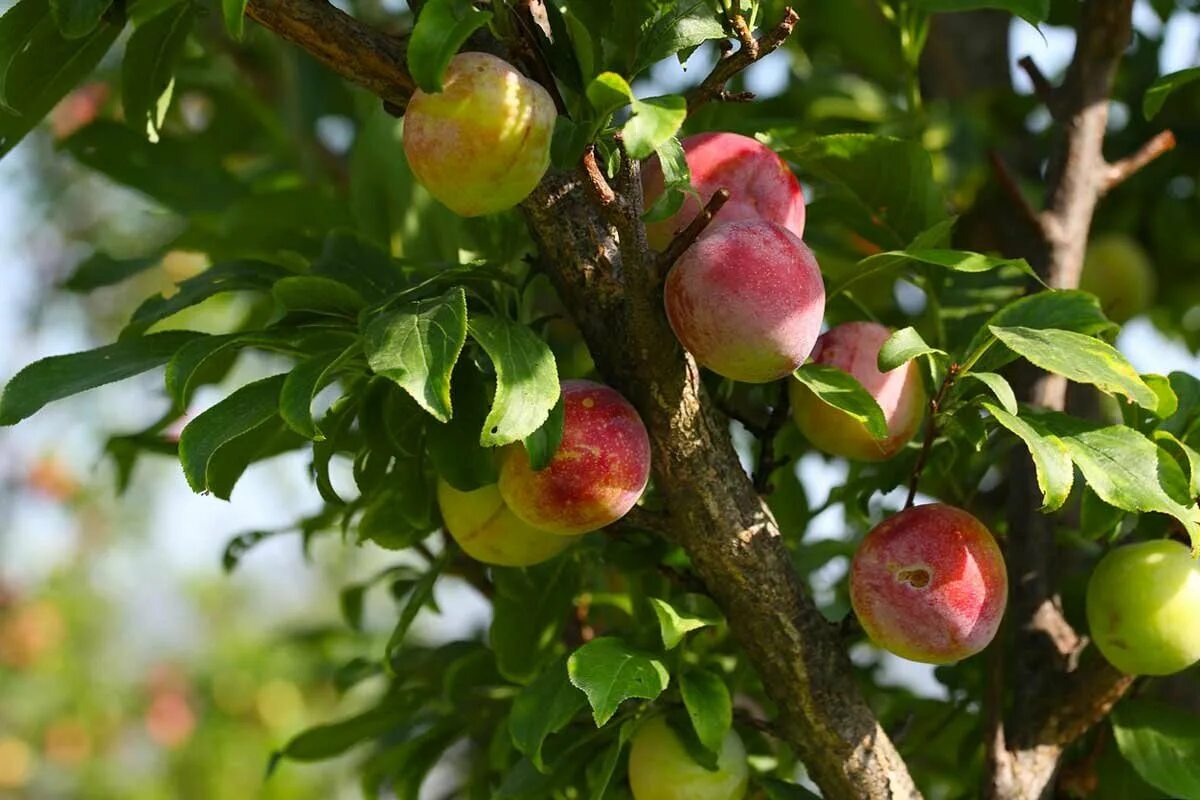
[905,362,960,508]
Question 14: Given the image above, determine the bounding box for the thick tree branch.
[993,3,1138,798]
[244,3,920,796]
[246,0,414,108]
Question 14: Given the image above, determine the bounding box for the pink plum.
[402,52,556,217]
[499,380,651,536]
[643,132,806,250]
[850,504,1008,664]
[664,220,825,383]
[790,321,927,461]
[437,480,572,567]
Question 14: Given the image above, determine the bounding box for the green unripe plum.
[436,480,571,567]
[1080,234,1156,323]
[627,716,749,800]
[1086,539,1200,676]
[403,52,556,217]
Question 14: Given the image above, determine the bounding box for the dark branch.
[656,188,731,273]
[1018,55,1059,115]
[752,381,792,495]
[686,8,800,115]
[988,150,1046,238]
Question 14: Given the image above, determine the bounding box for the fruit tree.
[1,0,1199,798]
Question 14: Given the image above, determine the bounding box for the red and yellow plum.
[403,52,556,217]
[790,322,926,461]
[499,380,651,536]
[437,480,571,567]
[643,132,805,250]
[850,504,1008,664]
[665,220,825,383]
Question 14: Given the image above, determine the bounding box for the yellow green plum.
[627,716,748,800]
[437,480,571,567]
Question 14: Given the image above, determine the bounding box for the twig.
[509,0,570,115]
[752,381,792,495]
[606,505,672,538]
[715,394,769,437]
[656,188,731,273]
[1017,55,1058,115]
[686,8,799,115]
[1103,130,1176,193]
[657,564,710,595]
[734,708,781,738]
[905,363,959,508]
[988,150,1046,238]
[581,145,618,208]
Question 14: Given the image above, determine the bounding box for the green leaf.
[385,551,449,667]
[178,375,285,495]
[363,288,468,423]
[311,231,406,300]
[491,559,580,683]
[989,326,1158,410]
[877,326,945,372]
[679,669,732,758]
[426,363,500,491]
[844,249,1041,298]
[357,459,437,550]
[1034,412,1200,548]
[279,346,356,440]
[644,135,691,223]
[164,329,301,409]
[1162,372,1200,439]
[962,290,1115,372]
[647,595,721,650]
[0,332,201,425]
[1113,699,1200,800]
[792,363,888,440]
[274,704,410,767]
[966,372,1018,415]
[0,0,49,103]
[121,1,194,142]
[62,251,160,293]
[0,14,120,159]
[567,637,670,726]
[1154,430,1200,499]
[49,0,110,38]
[524,392,565,472]
[1143,373,1179,419]
[221,0,248,39]
[1144,67,1200,120]
[623,94,687,160]
[982,402,1073,512]
[272,276,365,317]
[760,778,823,800]
[406,0,493,93]
[468,315,560,447]
[911,0,1049,25]
[783,134,948,249]
[633,0,724,73]
[510,656,586,772]
[125,260,292,337]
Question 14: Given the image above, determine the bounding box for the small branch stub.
[656,188,732,273]
[1103,130,1176,193]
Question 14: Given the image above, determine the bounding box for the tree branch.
[1103,129,1176,193]
[246,0,414,108]
[686,8,800,115]
[994,3,1137,798]
[655,188,731,274]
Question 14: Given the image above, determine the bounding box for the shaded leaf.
[983,402,1073,512]
[1113,699,1200,800]
[468,314,560,446]
[406,0,493,93]
[178,375,285,495]
[567,637,670,726]
[679,669,732,757]
[510,656,586,772]
[793,363,888,440]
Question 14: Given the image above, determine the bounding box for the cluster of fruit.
[400,51,1200,800]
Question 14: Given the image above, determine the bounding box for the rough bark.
[244,0,921,796]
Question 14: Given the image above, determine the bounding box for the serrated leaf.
[962,290,1115,372]
[125,260,292,337]
[221,0,248,38]
[1154,430,1200,499]
[0,331,201,425]
[49,0,110,38]
[878,326,945,372]
[792,363,888,440]
[122,1,194,142]
[983,402,1073,512]
[990,326,1158,410]
[468,315,559,447]
[406,0,493,93]
[633,0,724,73]
[679,669,732,757]
[363,288,468,423]
[648,595,721,650]
[623,94,686,160]
[966,372,1018,415]
[0,13,120,159]
[279,346,356,440]
[178,374,285,495]
[510,656,586,772]
[62,251,160,292]
[567,637,670,727]
[1113,699,1200,799]
[1144,67,1200,120]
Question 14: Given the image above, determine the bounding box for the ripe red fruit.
[850,504,1008,664]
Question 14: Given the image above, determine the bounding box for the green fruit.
[1086,539,1200,676]
[627,716,748,800]
[1080,234,1156,323]
[436,480,571,567]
